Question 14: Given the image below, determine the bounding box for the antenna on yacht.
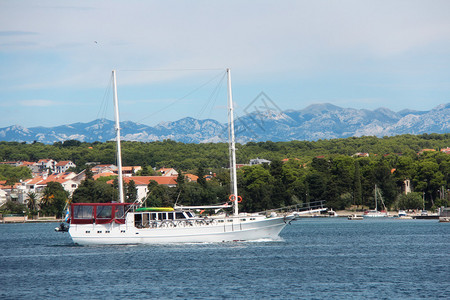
[112,70,125,203]
[227,68,239,216]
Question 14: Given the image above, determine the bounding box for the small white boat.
[327,209,338,217]
[364,210,389,217]
[348,214,363,220]
[364,185,389,217]
[397,210,412,219]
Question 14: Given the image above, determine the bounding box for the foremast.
[112,70,125,203]
[227,68,239,216]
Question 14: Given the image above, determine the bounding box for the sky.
[1,0,449,128]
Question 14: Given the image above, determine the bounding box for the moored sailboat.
[364,185,389,217]
[66,69,326,245]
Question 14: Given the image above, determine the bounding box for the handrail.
[255,200,327,215]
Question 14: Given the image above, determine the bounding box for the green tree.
[395,192,424,210]
[354,161,362,208]
[0,165,32,181]
[126,180,138,202]
[414,159,445,209]
[373,161,397,208]
[39,182,69,218]
[0,201,27,214]
[145,180,175,207]
[270,160,289,208]
[196,165,207,187]
[26,191,39,214]
[239,165,274,212]
[72,177,116,203]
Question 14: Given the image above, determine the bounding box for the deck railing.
[257,200,327,215]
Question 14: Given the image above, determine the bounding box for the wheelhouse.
[70,203,134,225]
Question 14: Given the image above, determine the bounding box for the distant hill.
[0,103,449,144]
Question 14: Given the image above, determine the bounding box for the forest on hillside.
[0,133,449,214]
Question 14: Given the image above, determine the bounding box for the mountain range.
[0,103,448,144]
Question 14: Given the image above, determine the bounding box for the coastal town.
[0,155,277,222]
[0,159,179,220]
[1,146,449,223]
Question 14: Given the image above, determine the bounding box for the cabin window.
[150,213,157,220]
[115,206,125,219]
[168,213,174,220]
[96,206,112,218]
[175,212,185,219]
[159,213,167,220]
[135,213,142,225]
[73,205,94,219]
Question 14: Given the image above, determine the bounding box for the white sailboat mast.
[227,68,239,216]
[112,70,125,203]
[374,184,378,211]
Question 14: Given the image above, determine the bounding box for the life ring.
[229,194,243,203]
[160,221,174,228]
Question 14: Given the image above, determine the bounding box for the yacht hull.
[69,215,295,245]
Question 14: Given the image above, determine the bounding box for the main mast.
[227,68,239,216]
[112,70,125,203]
[374,184,378,211]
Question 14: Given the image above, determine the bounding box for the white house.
[249,158,271,165]
[120,176,178,202]
[122,166,142,177]
[54,161,76,173]
[24,172,81,197]
[0,188,8,206]
[92,164,117,174]
[157,168,178,177]
[35,159,56,173]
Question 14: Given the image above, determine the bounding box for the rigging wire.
[136,69,227,124]
[196,71,227,120]
[96,73,114,121]
[118,68,224,72]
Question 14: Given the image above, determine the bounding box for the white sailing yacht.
[67,69,326,245]
[364,185,389,217]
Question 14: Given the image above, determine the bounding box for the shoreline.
[1,210,441,223]
[1,217,63,224]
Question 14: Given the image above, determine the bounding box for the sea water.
[0,218,448,299]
